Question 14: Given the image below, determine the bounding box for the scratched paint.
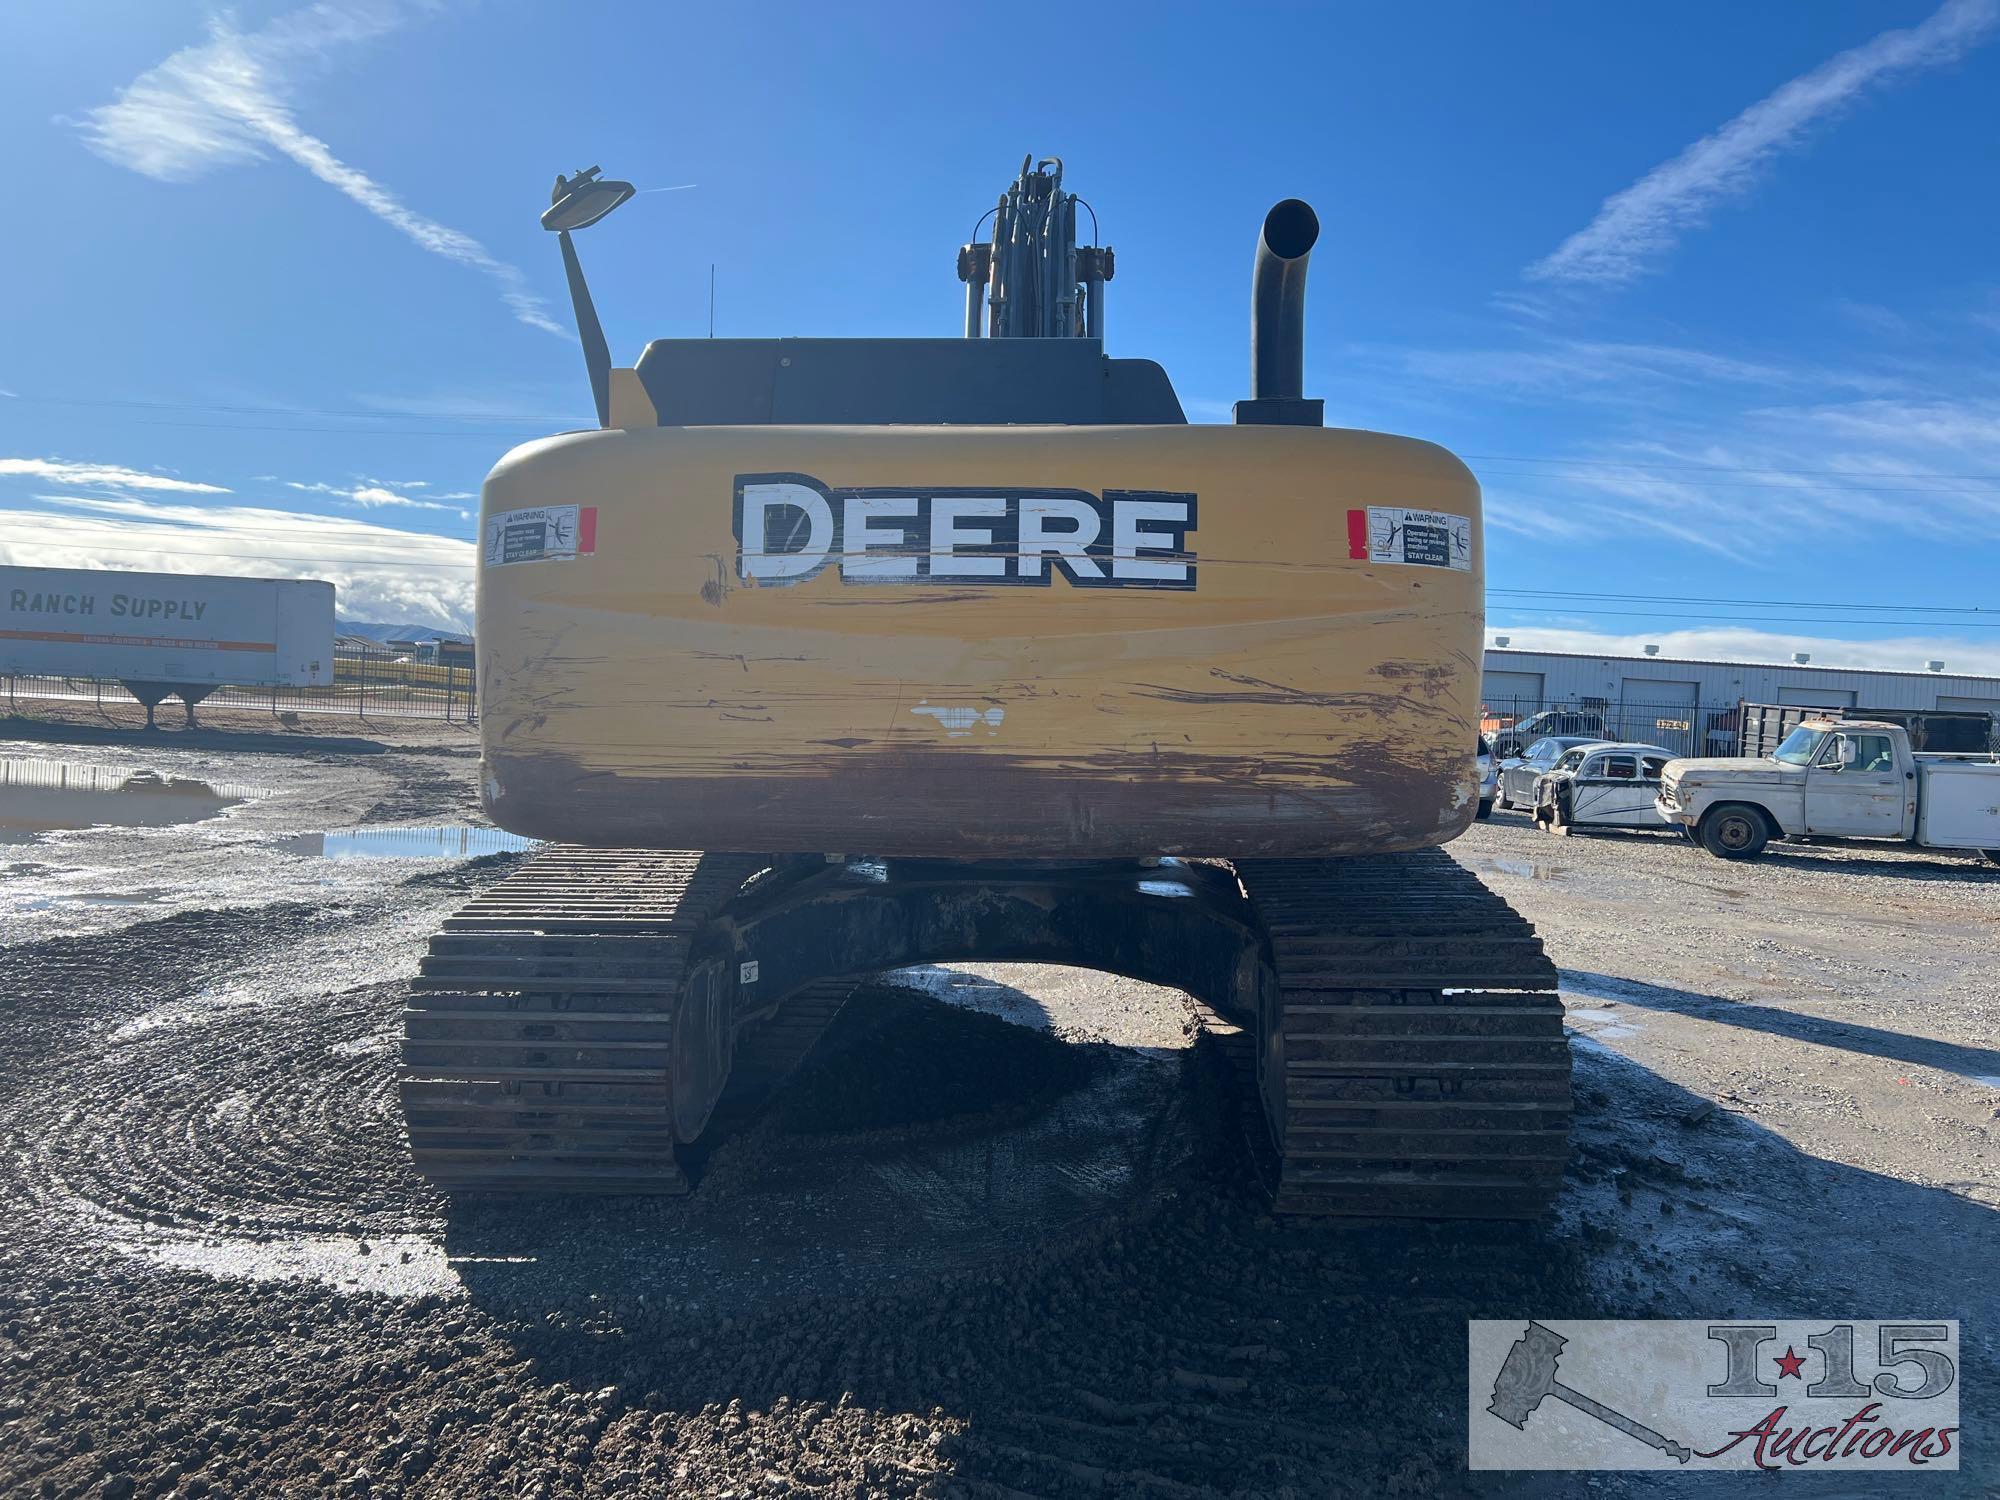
[477,422,1487,858]
[911,703,1006,738]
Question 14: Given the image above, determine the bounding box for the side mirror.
[1836,737,1858,767]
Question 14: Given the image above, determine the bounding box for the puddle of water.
[110,986,267,1042]
[1972,1075,2000,1089]
[23,890,168,912]
[1476,855,1567,881]
[94,1210,456,1297]
[1564,1003,1643,1041]
[0,757,265,836]
[282,826,538,860]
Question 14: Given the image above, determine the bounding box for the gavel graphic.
[1487,1322,1693,1464]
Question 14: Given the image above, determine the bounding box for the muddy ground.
[0,719,1993,1498]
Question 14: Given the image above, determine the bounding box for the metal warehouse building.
[1480,648,2000,758]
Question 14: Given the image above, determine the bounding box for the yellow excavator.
[400,157,1569,1217]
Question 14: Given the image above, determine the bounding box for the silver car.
[1531,743,1676,832]
[1476,733,1497,819]
[1495,735,1603,811]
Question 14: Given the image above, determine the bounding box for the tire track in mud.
[2,853,1212,1304]
[0,860,518,1256]
[18,980,436,1239]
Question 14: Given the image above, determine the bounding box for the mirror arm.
[559,228,614,429]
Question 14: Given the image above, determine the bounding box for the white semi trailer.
[0,565,335,727]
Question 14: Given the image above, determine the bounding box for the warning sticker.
[484,505,597,566]
[1347,507,1472,571]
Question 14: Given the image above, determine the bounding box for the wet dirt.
[0,736,1994,1497]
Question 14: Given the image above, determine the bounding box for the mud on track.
[0,738,1995,1497]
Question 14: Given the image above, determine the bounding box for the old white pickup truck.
[1657,719,2000,864]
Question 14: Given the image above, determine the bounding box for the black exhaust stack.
[1233,198,1323,427]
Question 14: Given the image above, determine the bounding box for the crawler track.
[1232,849,1570,1218]
[403,844,1568,1217]
[400,850,850,1193]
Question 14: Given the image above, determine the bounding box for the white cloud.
[76,3,563,336]
[1486,623,2000,678]
[1381,338,1801,401]
[0,456,230,494]
[1528,0,1999,287]
[1832,299,1914,337]
[0,494,474,630]
[285,478,464,514]
[351,387,581,421]
[1752,396,2000,452]
[1342,336,1909,419]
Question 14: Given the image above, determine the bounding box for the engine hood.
[1664,757,1797,784]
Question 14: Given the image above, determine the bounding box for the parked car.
[1491,708,1608,759]
[1476,733,1497,819]
[1530,743,1675,834]
[1495,735,1604,810]
[1659,719,2000,862]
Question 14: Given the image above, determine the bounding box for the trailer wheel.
[1698,805,1769,861]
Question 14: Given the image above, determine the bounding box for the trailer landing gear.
[120,681,219,730]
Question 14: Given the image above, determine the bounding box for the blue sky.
[1,0,1996,666]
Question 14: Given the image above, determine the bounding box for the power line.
[0,392,582,425]
[1485,473,2000,499]
[112,419,543,440]
[0,518,474,547]
[1489,587,1992,616]
[1489,605,2000,629]
[1466,453,2000,484]
[0,540,472,569]
[8,390,2000,486]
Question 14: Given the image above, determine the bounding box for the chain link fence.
[2,642,476,725]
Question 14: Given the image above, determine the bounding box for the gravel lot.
[1,721,1993,1497]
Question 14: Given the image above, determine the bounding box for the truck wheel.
[1477,799,1493,821]
[1699,805,1768,861]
